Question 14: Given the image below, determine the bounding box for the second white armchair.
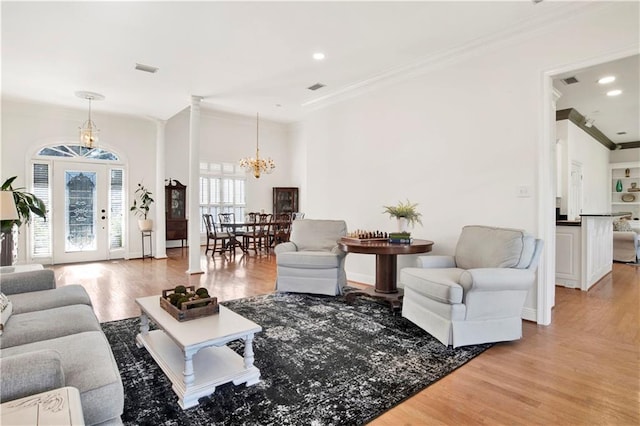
[274,219,348,296]
[401,225,543,348]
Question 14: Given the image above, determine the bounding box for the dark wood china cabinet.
[165,180,187,246]
[273,187,298,215]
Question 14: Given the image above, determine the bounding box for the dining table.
[219,220,292,253]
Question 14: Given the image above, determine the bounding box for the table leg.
[136,312,149,348]
[375,254,398,293]
[243,333,255,369]
[183,350,195,387]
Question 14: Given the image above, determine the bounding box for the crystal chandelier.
[76,91,105,149]
[239,113,275,178]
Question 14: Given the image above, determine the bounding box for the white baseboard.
[521,307,537,322]
[346,272,374,286]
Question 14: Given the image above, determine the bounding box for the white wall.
[566,121,610,214]
[1,98,156,262]
[291,2,639,318]
[556,120,611,216]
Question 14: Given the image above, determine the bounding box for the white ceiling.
[2,0,637,144]
[554,54,639,145]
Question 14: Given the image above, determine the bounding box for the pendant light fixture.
[76,91,105,149]
[239,113,275,178]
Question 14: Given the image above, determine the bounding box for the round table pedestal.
[338,238,434,311]
[375,254,397,294]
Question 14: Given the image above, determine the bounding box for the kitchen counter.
[556,215,615,291]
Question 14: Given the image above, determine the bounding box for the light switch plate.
[517,185,532,198]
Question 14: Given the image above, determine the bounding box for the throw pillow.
[0,292,13,336]
[613,220,632,232]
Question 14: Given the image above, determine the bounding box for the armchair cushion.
[402,268,465,304]
[454,225,535,270]
[277,251,343,269]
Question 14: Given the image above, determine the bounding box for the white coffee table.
[135,295,262,409]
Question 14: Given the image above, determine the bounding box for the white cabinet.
[610,162,640,219]
[556,215,615,291]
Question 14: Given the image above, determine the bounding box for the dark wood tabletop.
[337,238,434,255]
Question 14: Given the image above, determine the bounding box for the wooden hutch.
[165,179,187,246]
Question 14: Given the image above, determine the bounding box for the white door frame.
[538,48,637,325]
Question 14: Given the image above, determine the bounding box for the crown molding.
[302,2,610,113]
[556,108,637,151]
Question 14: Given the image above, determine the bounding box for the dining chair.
[202,214,230,255]
[271,213,292,247]
[244,213,272,253]
[218,212,245,252]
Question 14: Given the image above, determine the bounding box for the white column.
[187,96,203,274]
[154,119,167,259]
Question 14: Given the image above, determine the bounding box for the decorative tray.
[621,193,636,202]
[160,285,219,321]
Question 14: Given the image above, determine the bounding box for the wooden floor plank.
[50,248,640,425]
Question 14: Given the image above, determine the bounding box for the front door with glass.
[52,161,123,263]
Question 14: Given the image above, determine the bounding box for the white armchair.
[401,225,543,348]
[274,219,348,296]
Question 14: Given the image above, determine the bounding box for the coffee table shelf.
[135,296,262,409]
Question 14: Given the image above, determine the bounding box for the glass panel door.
[53,161,110,263]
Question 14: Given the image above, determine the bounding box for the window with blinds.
[31,163,51,257]
[110,168,124,249]
[199,162,246,233]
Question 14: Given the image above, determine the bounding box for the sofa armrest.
[274,241,298,255]
[0,270,56,295]
[460,268,536,292]
[0,350,65,402]
[416,255,456,269]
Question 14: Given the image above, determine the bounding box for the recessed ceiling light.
[312,52,325,61]
[598,76,615,84]
[606,89,622,96]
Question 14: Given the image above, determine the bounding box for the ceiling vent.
[561,76,579,85]
[135,63,159,74]
[307,83,326,91]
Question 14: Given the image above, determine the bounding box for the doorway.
[540,49,637,324]
[52,160,125,264]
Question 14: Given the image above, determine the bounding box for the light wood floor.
[51,248,640,425]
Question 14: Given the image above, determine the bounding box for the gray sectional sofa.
[0,268,124,425]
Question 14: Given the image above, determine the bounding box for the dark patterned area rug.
[102,292,492,425]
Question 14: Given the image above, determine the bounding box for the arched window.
[37,144,119,161]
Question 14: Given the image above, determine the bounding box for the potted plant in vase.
[383,199,422,233]
[130,183,154,231]
[1,176,47,266]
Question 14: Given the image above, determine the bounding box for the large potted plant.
[1,176,47,266]
[383,199,422,233]
[130,183,154,231]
